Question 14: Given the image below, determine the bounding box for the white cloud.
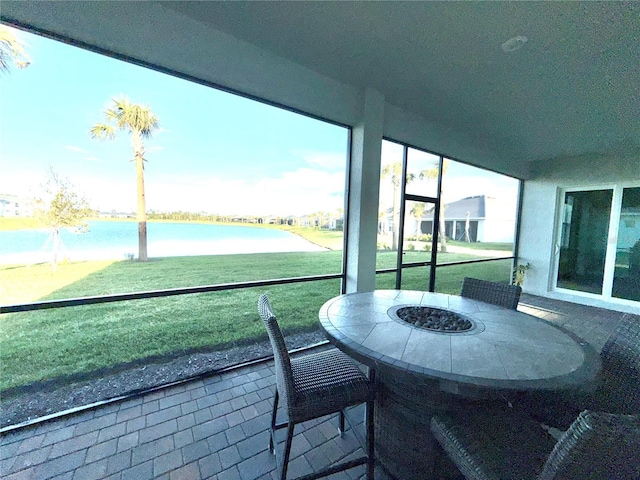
[137,167,345,217]
[66,145,90,154]
[0,172,38,198]
[293,150,346,171]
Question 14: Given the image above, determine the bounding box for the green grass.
[0,242,512,392]
[446,240,513,251]
[1,279,341,391]
[0,217,45,230]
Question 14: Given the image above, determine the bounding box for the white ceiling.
[2,1,639,177]
[163,1,639,164]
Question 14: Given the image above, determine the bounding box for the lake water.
[0,221,326,264]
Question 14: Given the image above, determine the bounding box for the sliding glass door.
[613,187,640,301]
[556,186,640,302]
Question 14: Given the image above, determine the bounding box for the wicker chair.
[523,313,640,429]
[431,408,640,480]
[460,277,522,310]
[257,294,376,480]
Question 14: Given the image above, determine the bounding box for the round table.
[318,290,601,479]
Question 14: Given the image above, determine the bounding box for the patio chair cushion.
[289,348,374,422]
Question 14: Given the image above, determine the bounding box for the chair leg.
[270,390,279,454]
[338,409,345,435]
[366,368,376,480]
[366,398,375,480]
[280,422,295,480]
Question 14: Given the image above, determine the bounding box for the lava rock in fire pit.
[396,306,472,332]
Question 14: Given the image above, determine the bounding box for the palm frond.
[89,123,116,140]
[91,96,159,154]
[0,26,31,74]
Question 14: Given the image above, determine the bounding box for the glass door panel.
[405,149,440,198]
[400,200,434,290]
[613,187,640,301]
[557,189,613,294]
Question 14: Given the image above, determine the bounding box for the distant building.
[0,194,34,217]
[380,195,516,243]
[424,195,516,242]
[98,211,134,219]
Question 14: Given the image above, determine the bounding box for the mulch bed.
[0,330,327,429]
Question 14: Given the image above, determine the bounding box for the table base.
[374,370,475,480]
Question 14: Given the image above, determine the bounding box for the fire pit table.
[318,290,601,480]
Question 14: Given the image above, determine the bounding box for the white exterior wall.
[480,219,515,243]
[477,196,517,243]
[519,153,640,314]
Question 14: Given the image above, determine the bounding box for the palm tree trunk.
[439,207,447,253]
[135,154,148,261]
[391,182,399,251]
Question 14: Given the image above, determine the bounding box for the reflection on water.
[0,221,326,264]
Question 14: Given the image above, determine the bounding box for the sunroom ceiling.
[2,1,639,179]
[164,2,640,168]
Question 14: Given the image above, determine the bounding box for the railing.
[0,273,343,314]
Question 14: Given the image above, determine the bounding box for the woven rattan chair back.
[431,409,640,480]
[257,294,296,412]
[460,277,522,310]
[538,410,640,480]
[597,313,640,414]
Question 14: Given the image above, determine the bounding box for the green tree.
[0,26,30,74]
[34,169,92,269]
[381,163,415,250]
[90,97,159,261]
[420,159,449,252]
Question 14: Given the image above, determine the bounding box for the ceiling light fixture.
[501,36,528,52]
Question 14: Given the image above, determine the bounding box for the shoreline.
[0,219,342,265]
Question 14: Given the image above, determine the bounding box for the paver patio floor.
[1,294,633,479]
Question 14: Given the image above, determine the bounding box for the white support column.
[345,89,384,293]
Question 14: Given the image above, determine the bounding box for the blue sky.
[1,25,518,217]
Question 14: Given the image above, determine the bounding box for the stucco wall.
[519,153,640,313]
[481,219,516,243]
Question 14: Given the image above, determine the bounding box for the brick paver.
[1,296,631,480]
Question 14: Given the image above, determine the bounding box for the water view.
[0,221,326,264]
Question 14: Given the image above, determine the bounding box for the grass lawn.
[0,224,513,392]
[446,239,513,251]
[0,217,45,231]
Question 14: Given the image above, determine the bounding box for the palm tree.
[410,202,426,238]
[90,97,159,261]
[0,26,31,74]
[381,163,415,250]
[420,159,449,252]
